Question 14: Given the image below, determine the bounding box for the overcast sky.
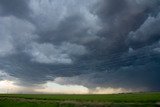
[0,0,160,94]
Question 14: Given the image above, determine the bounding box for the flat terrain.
[0,92,160,107]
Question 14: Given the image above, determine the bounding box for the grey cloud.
[29,0,98,31]
[0,70,10,80]
[26,42,72,64]
[29,0,99,45]
[25,42,87,64]
[55,49,160,91]
[90,0,160,54]
[0,16,36,57]
[35,13,100,46]
[127,13,160,49]
[53,0,160,91]
[0,0,31,19]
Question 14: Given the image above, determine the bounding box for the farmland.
[0,92,160,107]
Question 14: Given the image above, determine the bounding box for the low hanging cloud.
[0,0,160,93]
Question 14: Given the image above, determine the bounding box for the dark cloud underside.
[0,0,30,19]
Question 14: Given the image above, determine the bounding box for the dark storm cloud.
[127,14,160,49]
[0,0,31,19]
[37,15,95,44]
[56,44,160,91]
[54,0,160,91]
[89,0,160,54]
[83,0,160,91]
[0,0,160,91]
[0,0,97,87]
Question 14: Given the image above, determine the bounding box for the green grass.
[0,92,160,107]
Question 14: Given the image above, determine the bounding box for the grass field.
[0,92,160,107]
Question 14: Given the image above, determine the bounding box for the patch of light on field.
[35,81,89,94]
[89,87,132,94]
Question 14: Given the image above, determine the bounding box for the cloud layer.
[0,0,160,93]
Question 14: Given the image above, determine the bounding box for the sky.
[0,0,160,94]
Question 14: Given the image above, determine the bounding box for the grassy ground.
[0,92,160,107]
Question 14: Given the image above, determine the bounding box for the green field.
[0,92,160,107]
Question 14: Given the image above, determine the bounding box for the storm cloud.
[0,0,31,19]
[0,0,160,92]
